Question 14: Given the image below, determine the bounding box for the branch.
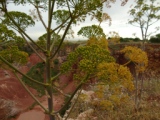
[123,60,131,66]
[66,0,73,18]
[50,16,70,34]
[50,27,62,52]
[20,32,46,62]
[63,88,82,120]
[51,72,62,81]
[49,0,55,25]
[51,18,74,59]
[14,71,48,113]
[46,0,54,52]
[148,19,159,26]
[54,82,83,115]
[52,86,70,97]
[35,6,47,30]
[0,56,47,86]
[4,11,46,53]
[53,74,89,115]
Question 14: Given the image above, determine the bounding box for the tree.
[150,33,160,43]
[0,23,16,42]
[2,11,35,31]
[0,0,129,120]
[77,12,111,39]
[121,46,148,110]
[60,38,134,119]
[107,31,120,44]
[0,46,29,67]
[0,24,25,49]
[120,37,141,42]
[128,0,160,42]
[77,25,106,39]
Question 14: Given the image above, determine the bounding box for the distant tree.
[0,23,25,48]
[128,0,160,42]
[0,46,28,67]
[134,37,141,42]
[150,33,160,43]
[78,12,111,39]
[120,37,141,42]
[77,25,106,39]
[37,32,62,50]
[2,11,35,31]
[107,31,120,44]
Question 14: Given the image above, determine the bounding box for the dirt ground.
[0,53,76,120]
[0,68,76,120]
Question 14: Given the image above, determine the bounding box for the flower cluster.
[121,46,148,72]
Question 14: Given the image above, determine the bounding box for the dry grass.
[68,78,160,120]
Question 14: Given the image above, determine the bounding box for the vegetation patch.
[22,62,59,96]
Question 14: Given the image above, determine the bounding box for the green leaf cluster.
[78,25,106,39]
[0,46,28,65]
[61,44,115,82]
[3,11,35,31]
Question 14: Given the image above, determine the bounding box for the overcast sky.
[8,0,160,41]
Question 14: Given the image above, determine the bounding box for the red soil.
[0,53,76,120]
[1,44,160,120]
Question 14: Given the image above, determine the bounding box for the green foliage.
[37,32,65,50]
[120,37,141,42]
[61,44,115,81]
[86,37,108,50]
[77,25,106,39]
[0,23,16,42]
[107,31,120,44]
[22,62,45,96]
[13,0,48,9]
[150,33,160,43]
[0,0,131,119]
[128,0,160,40]
[0,23,25,48]
[97,63,134,90]
[22,62,59,96]
[2,11,35,31]
[121,46,148,72]
[0,46,28,65]
[53,59,59,65]
[53,10,74,25]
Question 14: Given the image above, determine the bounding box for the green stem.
[51,72,61,82]
[4,11,46,53]
[20,32,46,62]
[0,56,47,86]
[14,72,48,113]
[53,74,89,115]
[46,1,54,120]
[51,18,74,59]
[64,89,82,120]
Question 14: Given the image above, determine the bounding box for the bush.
[150,33,160,43]
[150,37,160,43]
[22,62,59,96]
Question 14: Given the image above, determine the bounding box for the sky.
[7,0,160,41]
